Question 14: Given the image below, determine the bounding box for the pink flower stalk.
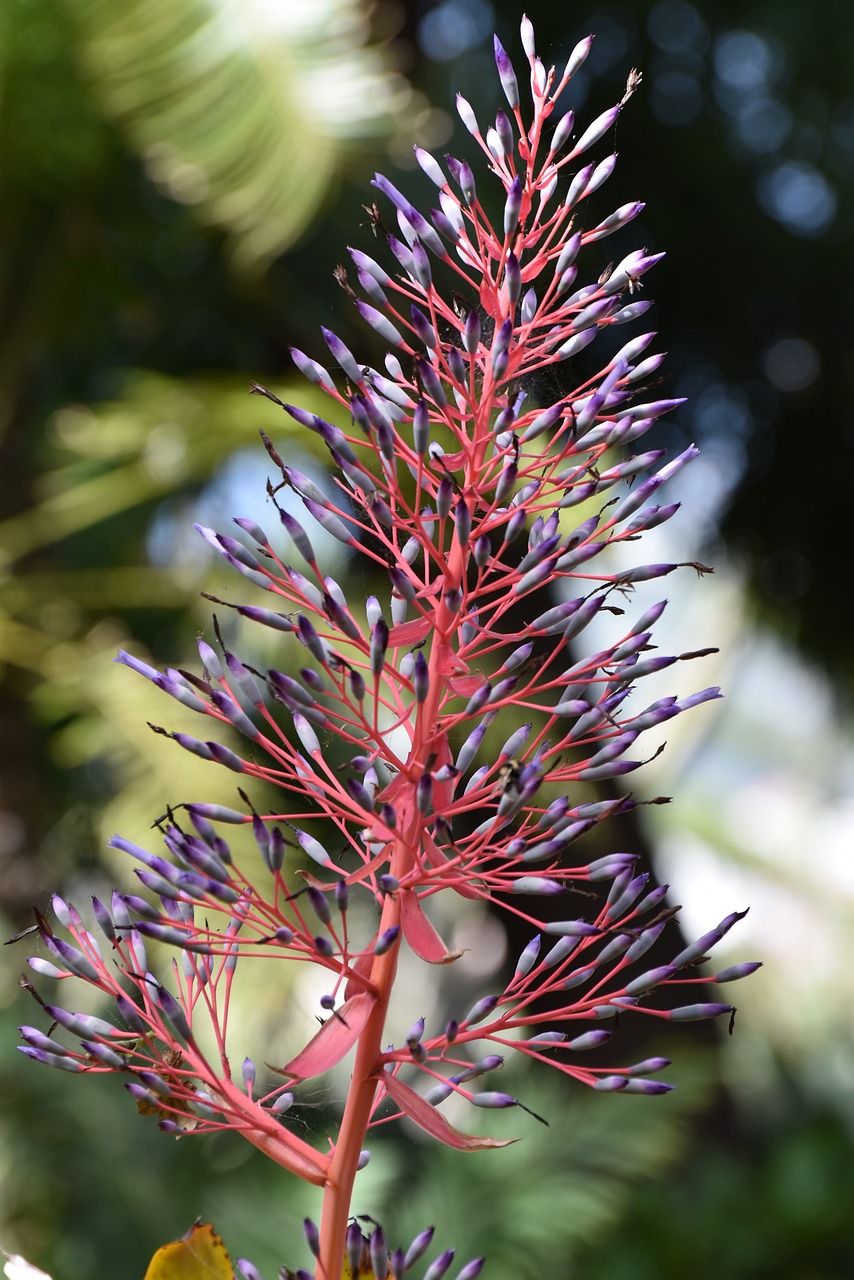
[19,19,758,1280]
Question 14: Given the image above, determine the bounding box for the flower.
[18,18,757,1280]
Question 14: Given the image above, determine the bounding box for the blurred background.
[1,0,852,1276]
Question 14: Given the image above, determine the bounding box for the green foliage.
[67,0,412,270]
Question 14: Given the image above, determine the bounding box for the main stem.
[317,539,467,1277]
[316,893,401,1280]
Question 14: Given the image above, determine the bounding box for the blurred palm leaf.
[66,0,414,269]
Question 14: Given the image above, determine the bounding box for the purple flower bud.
[303,1218,321,1258]
[294,829,335,870]
[237,1260,263,1280]
[454,1259,485,1280]
[18,1045,83,1073]
[424,1250,456,1280]
[43,936,99,983]
[345,1222,365,1277]
[20,1026,71,1055]
[462,994,498,1026]
[154,985,193,1043]
[456,93,480,135]
[417,773,433,814]
[373,926,400,955]
[81,1039,126,1069]
[512,876,563,896]
[415,147,446,187]
[504,180,523,238]
[666,1003,734,1022]
[413,650,430,703]
[514,935,542,979]
[404,1228,435,1270]
[714,961,762,983]
[411,307,438,352]
[361,1228,387,1280]
[322,327,363,384]
[671,910,748,968]
[544,919,602,938]
[624,964,678,996]
[290,346,336,393]
[356,301,403,347]
[493,35,519,108]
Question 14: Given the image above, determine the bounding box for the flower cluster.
[18,18,757,1279]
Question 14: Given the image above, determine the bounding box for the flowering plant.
[18,18,757,1280]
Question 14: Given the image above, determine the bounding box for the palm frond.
[66,0,413,268]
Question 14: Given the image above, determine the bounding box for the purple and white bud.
[671,910,748,968]
[494,35,520,107]
[18,1045,83,1073]
[514,935,542,979]
[303,1218,321,1258]
[290,346,336,393]
[555,327,597,361]
[714,961,762,983]
[424,1251,456,1280]
[495,109,514,155]
[417,773,433,814]
[154,985,193,1043]
[624,964,678,996]
[373,926,400,955]
[625,921,668,964]
[667,1003,734,1022]
[456,94,480,136]
[321,328,363,385]
[522,400,566,442]
[404,1227,435,1270]
[512,876,563,896]
[504,181,523,238]
[356,301,404,347]
[544,919,602,938]
[462,994,499,1026]
[237,1261,263,1280]
[370,1227,388,1280]
[411,307,438,353]
[453,1261,485,1280]
[412,650,431,703]
[415,146,446,188]
[550,109,575,155]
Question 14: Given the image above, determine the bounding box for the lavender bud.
[370,1227,388,1280]
[304,1218,321,1258]
[356,301,403,347]
[373,926,400,955]
[237,1261,263,1280]
[671,910,748,967]
[154,985,193,1043]
[625,964,678,996]
[667,1003,734,1021]
[417,773,433,814]
[462,994,498,1026]
[494,35,519,107]
[514,935,542,978]
[714,962,762,983]
[551,109,575,154]
[504,181,523,238]
[424,1251,456,1280]
[453,1260,485,1280]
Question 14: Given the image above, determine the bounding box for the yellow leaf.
[143,1223,234,1280]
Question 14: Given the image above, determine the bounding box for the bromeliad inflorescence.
[18,17,758,1280]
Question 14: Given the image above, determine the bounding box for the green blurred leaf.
[66,0,413,269]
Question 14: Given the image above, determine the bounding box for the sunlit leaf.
[67,0,413,269]
[143,1222,234,1280]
